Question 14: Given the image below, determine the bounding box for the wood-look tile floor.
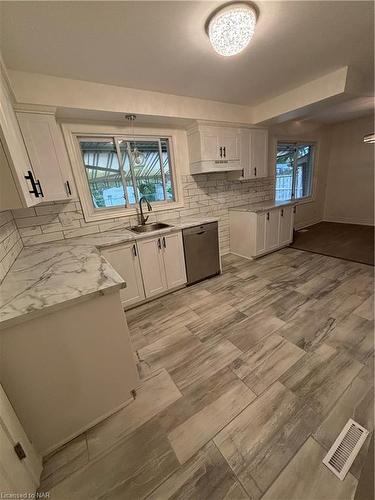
[41,248,374,500]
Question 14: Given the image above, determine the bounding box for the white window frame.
[61,122,184,222]
[274,140,318,204]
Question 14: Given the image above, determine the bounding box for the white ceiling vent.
[323,418,369,480]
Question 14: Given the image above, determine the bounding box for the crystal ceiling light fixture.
[207,2,257,57]
[363,133,375,144]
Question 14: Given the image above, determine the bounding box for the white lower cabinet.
[265,209,280,252]
[101,242,145,308]
[229,205,294,259]
[0,384,42,494]
[278,206,294,247]
[138,232,187,298]
[137,236,168,298]
[103,231,187,308]
[162,232,187,289]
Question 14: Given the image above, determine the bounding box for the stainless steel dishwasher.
[182,222,220,285]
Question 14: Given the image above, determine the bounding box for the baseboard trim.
[294,218,323,230]
[323,216,374,227]
[41,395,134,456]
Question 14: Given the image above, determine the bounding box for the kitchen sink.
[129,222,172,233]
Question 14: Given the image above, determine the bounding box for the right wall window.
[275,142,315,201]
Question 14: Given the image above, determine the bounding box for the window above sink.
[62,123,184,222]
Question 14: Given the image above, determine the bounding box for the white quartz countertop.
[229,199,296,213]
[0,216,218,329]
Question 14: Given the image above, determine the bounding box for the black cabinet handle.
[219,146,223,158]
[14,442,26,461]
[267,212,270,221]
[223,146,226,157]
[35,179,44,198]
[281,209,284,217]
[132,244,137,257]
[293,206,296,214]
[24,170,40,198]
[162,237,166,248]
[254,167,257,176]
[66,180,72,196]
[157,238,162,250]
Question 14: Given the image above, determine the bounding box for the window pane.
[295,145,313,199]
[161,139,174,201]
[79,138,125,208]
[117,140,138,204]
[118,139,167,203]
[275,143,294,201]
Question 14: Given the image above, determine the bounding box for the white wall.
[268,120,332,229]
[324,114,374,226]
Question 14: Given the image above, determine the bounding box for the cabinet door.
[17,113,74,202]
[278,206,294,246]
[265,210,280,251]
[0,139,23,210]
[255,212,267,255]
[101,242,145,308]
[250,129,268,178]
[201,131,220,161]
[162,232,187,289]
[0,384,42,494]
[0,73,38,207]
[137,237,168,298]
[221,131,240,160]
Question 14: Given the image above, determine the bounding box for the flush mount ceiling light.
[207,3,257,57]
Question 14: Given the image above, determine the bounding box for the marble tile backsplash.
[12,174,275,254]
[0,210,24,282]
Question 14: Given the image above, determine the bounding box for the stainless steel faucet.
[139,196,152,225]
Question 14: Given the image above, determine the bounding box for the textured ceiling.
[1,1,374,106]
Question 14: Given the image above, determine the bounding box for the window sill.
[294,196,315,206]
[82,200,185,223]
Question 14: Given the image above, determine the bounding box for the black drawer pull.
[14,442,26,460]
[24,170,40,198]
[35,179,44,197]
[66,180,72,196]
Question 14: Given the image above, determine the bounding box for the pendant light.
[207,3,257,57]
[125,114,144,166]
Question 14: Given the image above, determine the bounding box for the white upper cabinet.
[0,71,39,208]
[240,128,268,180]
[187,123,242,174]
[0,66,76,209]
[16,112,75,202]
